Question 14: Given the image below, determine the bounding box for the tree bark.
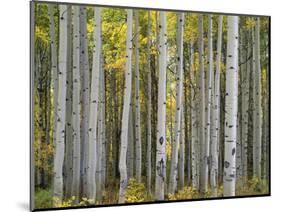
[155,11,167,200]
[190,42,199,190]
[223,16,239,197]
[210,15,223,197]
[64,5,73,199]
[198,14,207,194]
[87,7,102,201]
[146,10,152,195]
[169,12,184,194]
[53,4,69,204]
[79,6,90,197]
[118,9,133,203]
[253,18,262,179]
[71,6,81,200]
[134,10,142,183]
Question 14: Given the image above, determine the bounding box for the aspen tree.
[253,18,262,179]
[54,4,69,204]
[210,15,223,197]
[146,10,152,195]
[198,14,207,194]
[190,42,199,190]
[88,7,102,201]
[118,9,133,203]
[155,11,167,200]
[71,6,81,200]
[134,10,142,183]
[80,6,90,196]
[169,12,184,194]
[223,16,239,197]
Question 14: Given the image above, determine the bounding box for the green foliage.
[236,177,269,196]
[168,178,268,201]
[125,178,147,203]
[35,188,53,209]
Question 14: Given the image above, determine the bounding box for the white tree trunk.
[118,9,133,203]
[236,26,246,181]
[179,101,185,190]
[54,4,68,204]
[97,52,106,200]
[146,10,152,195]
[241,34,251,182]
[210,15,223,197]
[87,7,102,201]
[169,12,184,194]
[80,6,90,197]
[155,11,167,201]
[223,16,239,197]
[64,6,73,198]
[253,18,262,179]
[134,10,142,183]
[128,102,135,178]
[190,42,199,190]
[101,57,106,190]
[96,35,105,202]
[71,6,81,200]
[198,14,207,194]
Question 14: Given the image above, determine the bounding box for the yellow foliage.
[53,196,96,208]
[35,26,50,46]
[125,178,147,203]
[168,187,200,200]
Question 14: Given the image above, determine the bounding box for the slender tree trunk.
[134,10,142,183]
[118,9,133,203]
[210,15,223,197]
[223,16,239,197]
[146,10,152,195]
[190,42,199,190]
[179,101,185,190]
[87,7,102,201]
[53,4,69,205]
[240,28,250,184]
[96,35,105,203]
[128,102,135,178]
[71,6,81,200]
[253,18,262,179]
[97,83,102,201]
[80,6,90,197]
[100,54,106,198]
[155,11,167,201]
[111,70,118,179]
[64,5,73,199]
[169,12,184,194]
[198,14,207,194]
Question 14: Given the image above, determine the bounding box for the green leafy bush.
[35,188,53,209]
[236,177,269,196]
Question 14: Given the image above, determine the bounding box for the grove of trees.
[31,2,270,209]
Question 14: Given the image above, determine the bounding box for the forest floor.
[34,177,269,209]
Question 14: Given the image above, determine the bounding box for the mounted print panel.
[30,0,270,211]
